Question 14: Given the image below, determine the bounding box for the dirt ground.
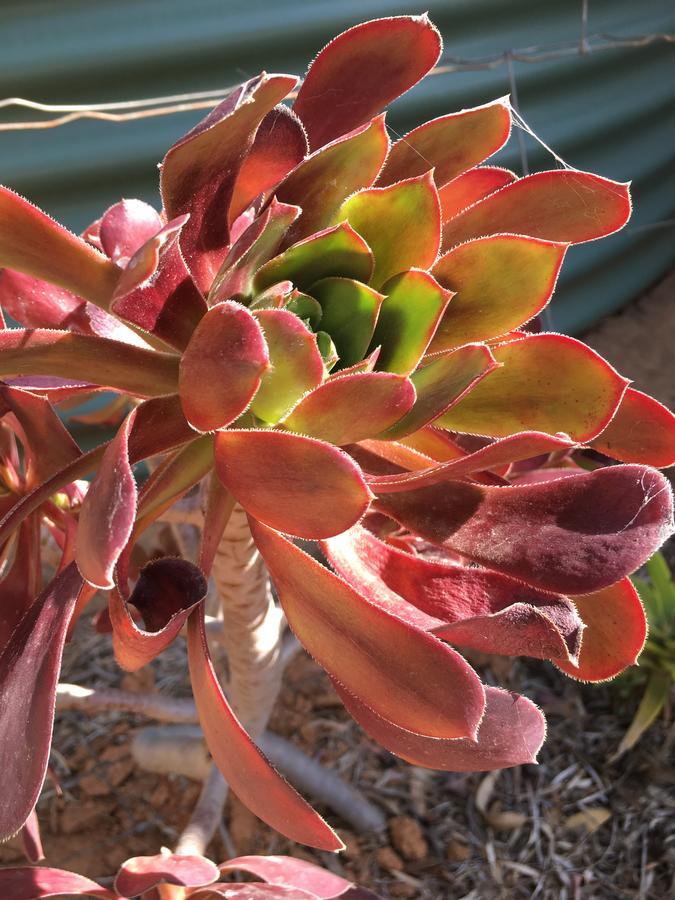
[0,272,673,899]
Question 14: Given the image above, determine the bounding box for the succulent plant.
[0,13,673,854]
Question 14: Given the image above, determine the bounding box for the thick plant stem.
[176,503,285,855]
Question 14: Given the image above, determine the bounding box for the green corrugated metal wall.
[1,0,673,332]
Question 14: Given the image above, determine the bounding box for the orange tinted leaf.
[284,372,415,444]
[335,173,441,289]
[187,608,342,851]
[0,328,180,398]
[179,301,269,432]
[277,116,390,243]
[430,236,567,350]
[250,519,485,739]
[591,388,675,468]
[228,105,308,225]
[215,430,372,539]
[379,99,511,187]
[0,187,119,308]
[439,166,516,222]
[556,579,647,682]
[381,344,499,439]
[293,15,441,149]
[438,334,629,442]
[441,170,631,250]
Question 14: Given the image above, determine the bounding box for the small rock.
[100,743,130,763]
[376,846,404,872]
[390,815,428,861]
[79,773,111,797]
[447,839,471,862]
[108,758,135,787]
[61,800,112,834]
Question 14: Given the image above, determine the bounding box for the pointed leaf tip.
[293,15,441,149]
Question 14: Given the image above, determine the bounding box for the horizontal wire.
[0,30,672,131]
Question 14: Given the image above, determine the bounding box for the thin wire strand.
[0,29,672,132]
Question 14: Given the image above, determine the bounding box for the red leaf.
[229,105,308,225]
[277,116,390,244]
[221,856,353,900]
[374,464,673,594]
[161,74,297,291]
[293,14,441,149]
[0,395,194,553]
[210,200,301,304]
[187,606,342,851]
[111,241,208,351]
[591,387,675,468]
[0,384,80,485]
[335,683,546,772]
[0,867,113,899]
[0,186,119,308]
[336,173,441,289]
[114,852,219,895]
[368,431,575,492]
[438,166,516,222]
[378,99,511,187]
[251,520,485,740]
[441,170,632,250]
[0,269,145,347]
[179,301,269,432]
[98,198,163,264]
[430,235,567,350]
[284,372,415,445]
[324,524,582,662]
[556,578,647,682]
[110,557,207,671]
[0,328,180,398]
[437,333,629,442]
[111,214,189,301]
[19,809,44,864]
[215,430,372,539]
[193,886,318,899]
[0,564,84,841]
[76,411,137,589]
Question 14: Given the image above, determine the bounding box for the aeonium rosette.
[0,13,673,853]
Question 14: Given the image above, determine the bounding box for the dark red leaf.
[98,198,163,264]
[335,682,546,772]
[374,465,673,594]
[161,74,297,291]
[114,852,219,895]
[293,15,441,149]
[0,867,113,899]
[0,564,84,841]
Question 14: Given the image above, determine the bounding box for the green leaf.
[612,670,671,761]
[335,173,441,289]
[310,277,384,369]
[370,269,451,374]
